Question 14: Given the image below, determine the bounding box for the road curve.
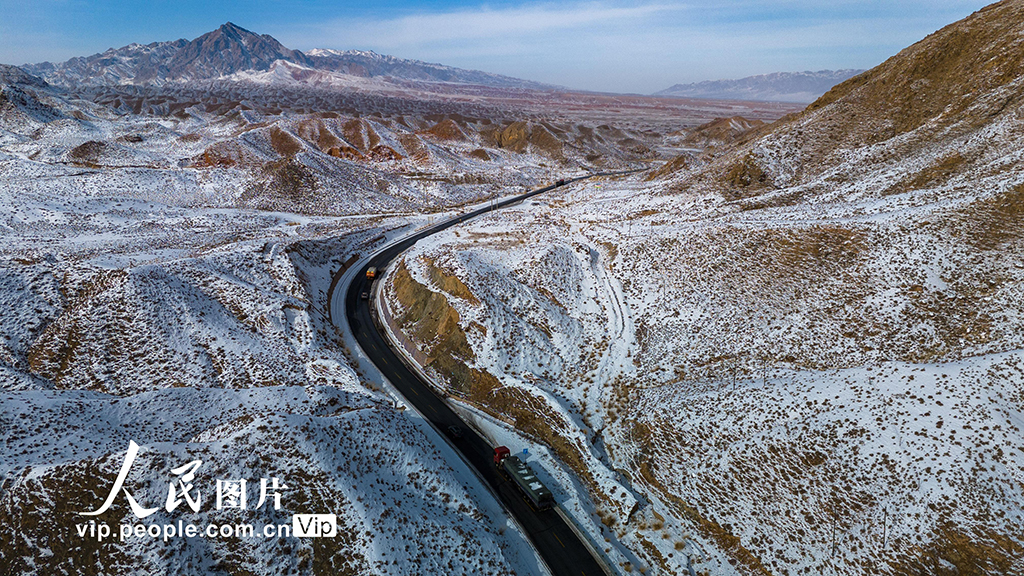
[338,172,638,576]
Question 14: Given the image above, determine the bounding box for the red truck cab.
[493,446,510,466]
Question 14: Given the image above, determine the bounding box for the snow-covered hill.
[0,205,543,574]
[0,74,567,565]
[0,63,662,220]
[1,385,530,575]
[385,157,1024,576]
[0,59,631,575]
[379,2,1024,574]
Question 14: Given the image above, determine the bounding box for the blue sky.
[0,0,995,93]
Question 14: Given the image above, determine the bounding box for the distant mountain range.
[16,22,863,101]
[654,70,865,103]
[21,22,555,91]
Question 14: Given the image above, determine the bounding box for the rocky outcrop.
[494,121,564,161]
[420,118,468,141]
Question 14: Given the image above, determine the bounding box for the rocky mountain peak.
[164,22,312,80]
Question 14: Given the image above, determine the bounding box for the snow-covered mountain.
[23,23,311,86]
[655,69,865,103]
[306,48,555,90]
[0,64,47,88]
[21,22,553,91]
[164,22,313,81]
[24,39,188,86]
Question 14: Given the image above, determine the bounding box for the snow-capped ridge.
[20,24,555,91]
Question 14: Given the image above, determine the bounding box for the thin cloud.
[298,2,688,49]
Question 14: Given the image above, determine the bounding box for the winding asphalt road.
[337,172,638,576]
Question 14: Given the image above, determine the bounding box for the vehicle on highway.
[493,446,554,510]
[360,291,369,300]
[556,179,566,186]
[366,266,378,280]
